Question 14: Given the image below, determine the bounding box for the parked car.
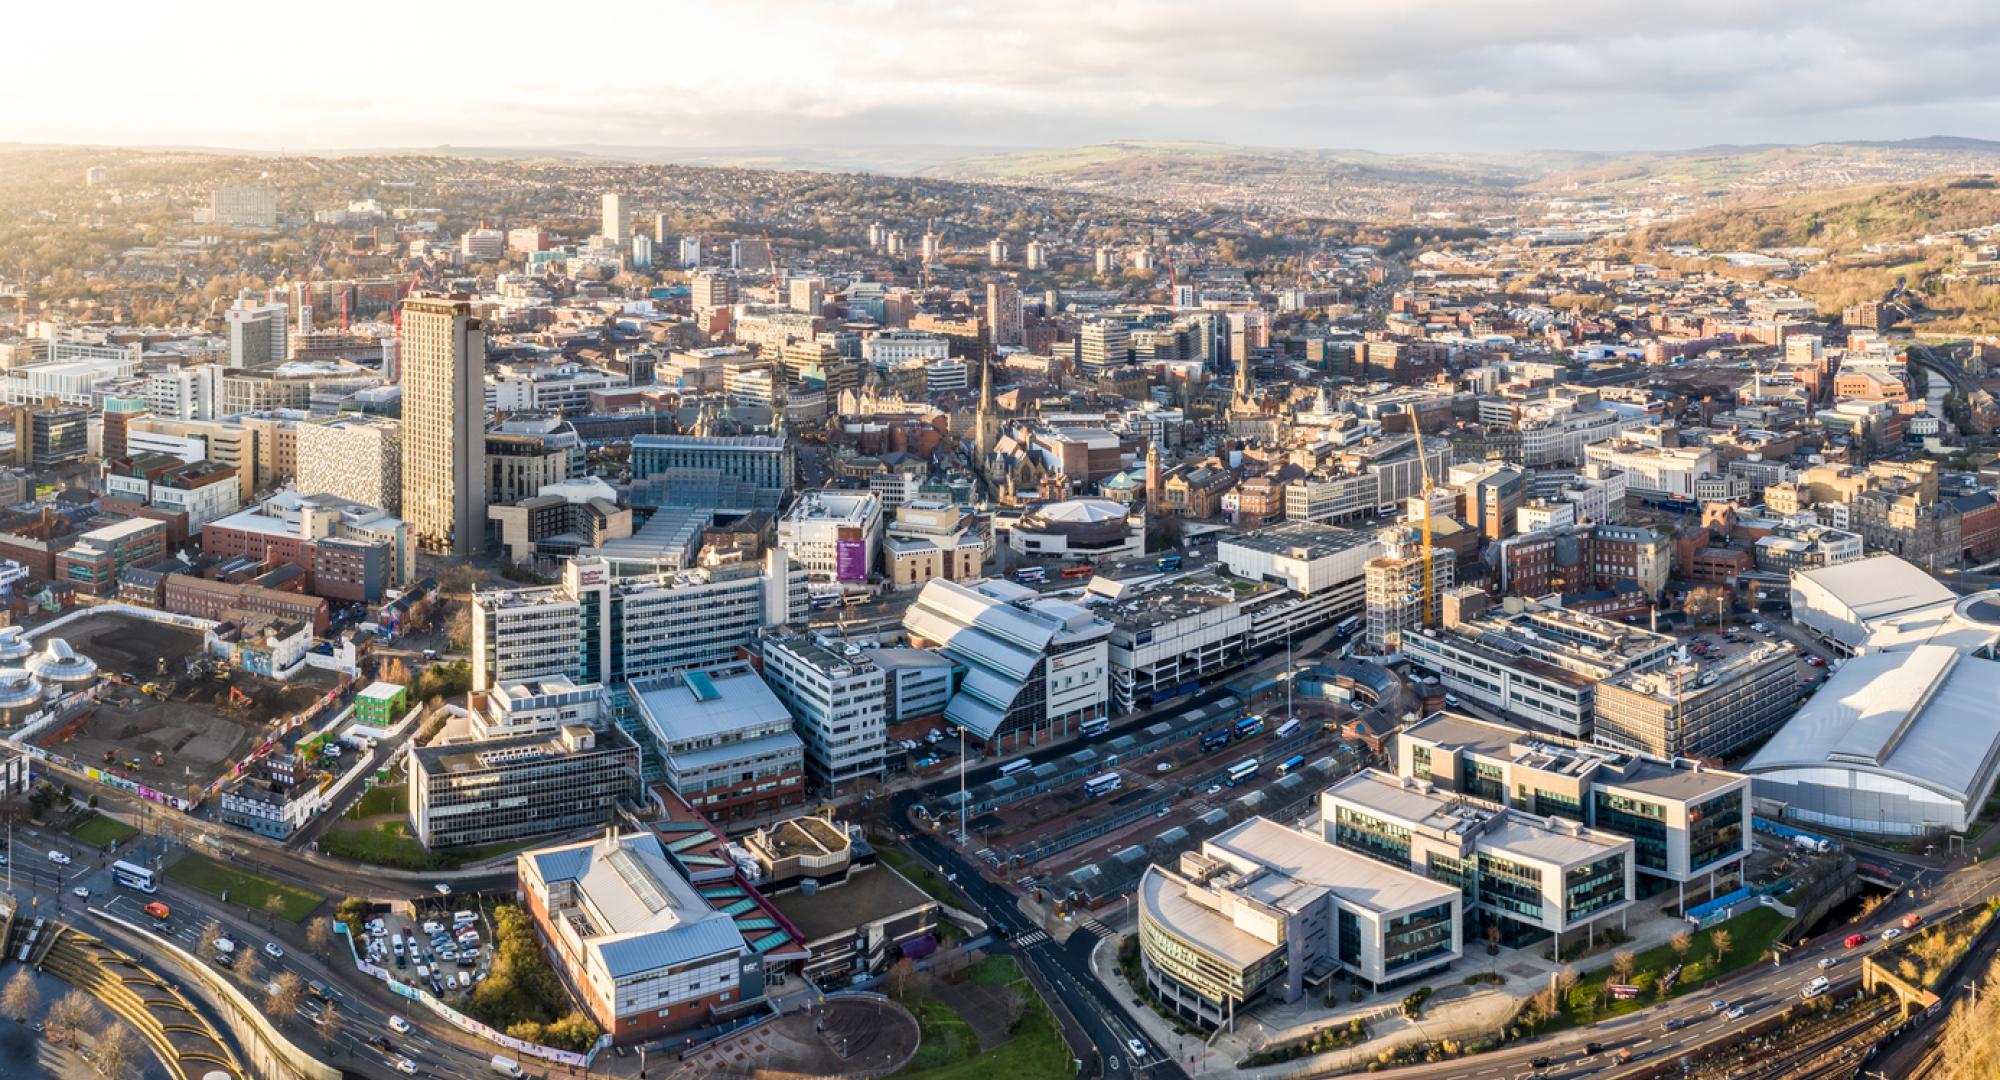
[422,921,444,935]
[434,883,452,896]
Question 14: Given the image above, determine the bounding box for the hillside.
[1625,176,2000,253]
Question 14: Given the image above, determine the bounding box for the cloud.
[4,0,1999,152]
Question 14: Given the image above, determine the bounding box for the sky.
[7,0,1998,158]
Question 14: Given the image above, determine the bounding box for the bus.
[998,759,1033,778]
[1013,567,1047,584]
[1226,759,1260,787]
[1274,717,1301,741]
[1157,554,1183,572]
[1083,772,1123,799]
[1335,615,1361,638]
[1276,754,1306,776]
[1200,729,1233,753]
[1079,717,1111,738]
[1234,715,1265,738]
[111,860,157,894]
[1060,564,1094,580]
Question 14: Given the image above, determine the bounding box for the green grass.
[166,852,323,922]
[69,812,138,849]
[895,957,1072,1080]
[320,820,569,871]
[1522,907,1791,1034]
[879,846,960,909]
[342,780,407,820]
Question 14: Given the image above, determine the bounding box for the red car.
[1844,933,1867,948]
[1903,913,1924,930]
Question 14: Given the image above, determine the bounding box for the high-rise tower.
[400,295,487,555]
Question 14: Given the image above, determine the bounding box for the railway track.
[1718,1001,1898,1080]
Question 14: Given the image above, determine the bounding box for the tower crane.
[1407,404,1437,627]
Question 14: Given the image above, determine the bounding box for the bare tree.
[198,922,224,957]
[1612,951,1637,986]
[306,917,334,957]
[46,989,96,1047]
[1669,931,1693,965]
[264,972,305,1026]
[93,1024,140,1080]
[1709,928,1734,969]
[1,969,37,1021]
[263,894,287,930]
[314,1006,340,1048]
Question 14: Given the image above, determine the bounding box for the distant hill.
[1624,175,2000,254]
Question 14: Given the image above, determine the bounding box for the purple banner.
[836,538,867,582]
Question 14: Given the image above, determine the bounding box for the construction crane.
[1407,404,1437,627]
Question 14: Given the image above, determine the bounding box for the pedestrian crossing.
[1079,918,1113,937]
[1012,929,1050,947]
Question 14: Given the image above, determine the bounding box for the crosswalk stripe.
[1013,930,1049,946]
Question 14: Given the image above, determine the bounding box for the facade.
[400,296,487,554]
[1006,498,1144,562]
[903,578,1111,746]
[1398,712,1752,900]
[1591,643,1799,760]
[1364,533,1456,652]
[1404,601,1677,739]
[1744,644,2000,836]
[519,831,761,1043]
[55,518,166,597]
[296,416,402,513]
[630,433,793,514]
[1321,769,1635,951]
[225,295,288,368]
[752,817,940,985]
[164,575,329,635]
[202,490,411,602]
[882,501,987,588]
[1138,817,1461,1028]
[760,633,889,788]
[354,681,409,727]
[628,662,809,821]
[409,721,641,849]
[1789,552,1958,655]
[777,490,883,582]
[485,413,584,506]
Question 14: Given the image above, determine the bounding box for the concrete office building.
[629,662,808,821]
[760,632,888,787]
[225,295,289,369]
[1137,817,1461,1029]
[778,490,882,582]
[1591,643,1799,760]
[210,185,277,227]
[1402,601,1677,739]
[400,296,487,554]
[1398,712,1752,905]
[1321,769,1635,952]
[630,433,793,514]
[409,721,641,849]
[601,192,629,243]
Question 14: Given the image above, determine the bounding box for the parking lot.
[356,892,498,1005]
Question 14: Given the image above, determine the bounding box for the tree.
[264,972,305,1026]
[1709,928,1733,968]
[315,1006,340,1049]
[198,922,224,957]
[1612,950,1637,986]
[1683,585,1732,627]
[1670,931,1693,965]
[46,989,95,1047]
[1,968,37,1020]
[93,1024,140,1080]
[306,917,334,957]
[264,893,287,929]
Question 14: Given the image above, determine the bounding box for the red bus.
[1060,564,1093,579]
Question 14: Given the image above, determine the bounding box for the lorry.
[490,1055,524,1078]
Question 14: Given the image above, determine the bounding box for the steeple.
[1233,351,1253,410]
[975,349,997,462]
[1145,436,1162,506]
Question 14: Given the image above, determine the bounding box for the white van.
[451,911,478,927]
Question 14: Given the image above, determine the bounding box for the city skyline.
[8,0,1999,155]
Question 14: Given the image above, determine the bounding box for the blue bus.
[1226,759,1260,786]
[1275,754,1306,776]
[1084,772,1123,798]
[1200,729,1233,753]
[1157,554,1183,572]
[1234,715,1265,738]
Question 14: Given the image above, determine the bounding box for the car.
[1154,762,1172,773]
[1819,956,1838,969]
[70,886,88,900]
[1882,927,1903,941]
[395,1058,417,1075]
[1902,913,1924,930]
[1530,1057,1553,1068]
[389,1015,411,1034]
[1710,999,1728,1013]
[1663,1017,1692,1032]
[1154,806,1169,818]
[1807,975,1830,992]
[422,921,444,935]
[1583,1042,1605,1055]
[1126,1038,1147,1059]
[1807,656,1826,667]
[1444,692,1461,707]
[370,1036,394,1053]
[1727,1005,1748,1020]
[46,850,69,866]
[264,942,284,960]
[1205,784,1222,795]
[433,883,452,896]
[1845,933,1868,948]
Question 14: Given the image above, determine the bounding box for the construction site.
[29,611,341,802]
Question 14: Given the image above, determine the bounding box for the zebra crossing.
[1078,918,1113,938]
[1012,929,1050,947]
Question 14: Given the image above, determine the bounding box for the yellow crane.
[1407,404,1437,627]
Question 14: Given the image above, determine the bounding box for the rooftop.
[767,863,932,942]
[1219,521,1382,560]
[629,662,796,747]
[521,830,745,979]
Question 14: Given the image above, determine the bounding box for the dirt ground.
[31,611,341,796]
